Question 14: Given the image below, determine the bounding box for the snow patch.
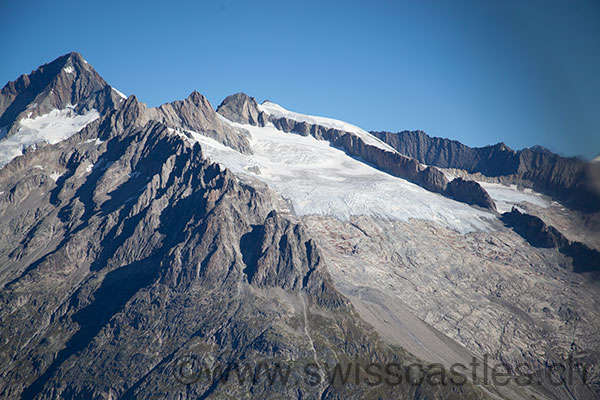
[112,87,127,100]
[184,121,495,233]
[478,182,550,214]
[49,171,63,182]
[257,101,397,153]
[64,66,75,74]
[0,107,100,167]
[440,169,460,181]
[83,138,104,145]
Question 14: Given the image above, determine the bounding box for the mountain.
[1,53,599,400]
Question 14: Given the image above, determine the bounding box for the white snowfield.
[257,101,397,153]
[112,87,127,100]
[478,182,550,214]
[0,106,99,167]
[182,119,496,233]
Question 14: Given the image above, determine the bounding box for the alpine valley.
[1,52,599,400]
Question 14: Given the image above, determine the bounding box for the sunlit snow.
[0,107,100,167]
[112,87,127,99]
[478,182,550,214]
[49,171,63,182]
[258,101,397,153]
[181,121,496,233]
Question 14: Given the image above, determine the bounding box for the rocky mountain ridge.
[0,52,598,399]
[371,130,600,211]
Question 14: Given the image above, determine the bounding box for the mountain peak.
[0,52,120,132]
[216,92,261,125]
[185,89,210,107]
[493,141,512,152]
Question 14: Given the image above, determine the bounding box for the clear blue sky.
[1,0,599,158]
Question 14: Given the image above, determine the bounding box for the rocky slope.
[144,90,251,154]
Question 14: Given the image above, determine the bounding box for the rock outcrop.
[216,92,262,125]
[447,177,497,210]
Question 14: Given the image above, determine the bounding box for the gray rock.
[145,90,252,154]
[0,94,495,400]
[216,92,262,125]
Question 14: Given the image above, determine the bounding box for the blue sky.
[1,0,599,158]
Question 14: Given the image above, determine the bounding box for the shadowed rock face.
[372,130,600,211]
[501,208,600,272]
[217,93,497,211]
[371,130,520,176]
[447,178,497,211]
[0,52,121,136]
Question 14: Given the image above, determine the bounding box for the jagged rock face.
[0,52,120,135]
[501,208,569,248]
[217,93,497,211]
[371,130,520,176]
[517,147,599,211]
[145,90,252,154]
[372,130,600,211]
[447,178,497,211]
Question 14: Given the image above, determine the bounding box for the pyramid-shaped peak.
[0,52,119,132]
[186,90,208,104]
[216,92,261,125]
